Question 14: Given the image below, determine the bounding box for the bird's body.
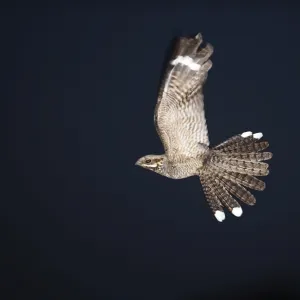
[161,152,207,179]
[136,33,272,222]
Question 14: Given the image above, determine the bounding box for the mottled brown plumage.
[136,33,273,222]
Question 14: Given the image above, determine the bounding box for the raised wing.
[154,33,213,159]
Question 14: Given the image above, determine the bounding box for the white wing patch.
[171,55,201,71]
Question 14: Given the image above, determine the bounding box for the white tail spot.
[214,210,225,222]
[232,207,243,217]
[171,55,201,71]
[253,132,263,139]
[241,131,252,138]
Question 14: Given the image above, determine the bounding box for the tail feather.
[218,157,269,170]
[200,175,224,214]
[200,131,272,221]
[213,134,250,151]
[218,141,269,153]
[224,141,269,153]
[200,173,242,215]
[211,156,269,176]
[216,169,266,191]
[222,152,272,162]
[214,132,269,153]
[212,178,242,213]
[215,173,256,205]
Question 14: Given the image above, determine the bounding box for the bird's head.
[135,154,166,175]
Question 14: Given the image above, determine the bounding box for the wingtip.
[195,32,202,40]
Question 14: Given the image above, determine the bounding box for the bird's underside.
[135,33,273,222]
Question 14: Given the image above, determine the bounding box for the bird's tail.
[200,131,272,222]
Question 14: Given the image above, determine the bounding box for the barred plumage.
[209,151,269,176]
[215,169,266,191]
[216,138,270,153]
[200,175,224,218]
[221,152,272,162]
[136,33,273,222]
[211,177,242,213]
[213,133,251,151]
[211,158,270,176]
[215,173,256,205]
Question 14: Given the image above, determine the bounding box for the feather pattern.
[220,152,272,162]
[200,175,224,214]
[215,138,269,153]
[210,156,270,176]
[214,172,256,205]
[213,134,248,151]
[199,131,272,218]
[154,34,213,159]
[136,33,273,222]
[210,176,242,211]
[214,169,266,191]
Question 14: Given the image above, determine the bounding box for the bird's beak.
[135,159,141,166]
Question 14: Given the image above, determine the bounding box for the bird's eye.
[145,159,152,164]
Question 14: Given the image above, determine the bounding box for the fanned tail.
[200,131,272,222]
[213,131,269,153]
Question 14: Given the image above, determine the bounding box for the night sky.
[6,3,300,299]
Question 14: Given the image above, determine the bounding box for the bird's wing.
[154,33,213,159]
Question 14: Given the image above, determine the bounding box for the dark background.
[4,2,300,299]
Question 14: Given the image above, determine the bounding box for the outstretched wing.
[154,33,213,159]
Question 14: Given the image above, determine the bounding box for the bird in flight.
[135,33,272,222]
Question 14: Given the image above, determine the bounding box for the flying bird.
[135,33,272,222]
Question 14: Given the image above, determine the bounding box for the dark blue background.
[5,3,300,299]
